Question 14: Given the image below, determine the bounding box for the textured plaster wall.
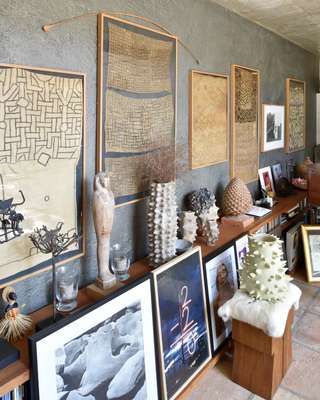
[0,0,318,313]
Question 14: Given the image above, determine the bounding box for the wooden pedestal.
[232,309,293,400]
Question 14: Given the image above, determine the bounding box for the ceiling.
[211,0,320,55]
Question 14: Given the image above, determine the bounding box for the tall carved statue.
[93,172,116,289]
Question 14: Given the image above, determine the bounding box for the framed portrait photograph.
[235,235,249,268]
[152,247,211,400]
[29,277,159,400]
[271,163,283,186]
[258,166,275,193]
[261,104,285,152]
[204,245,238,353]
[301,225,320,282]
[286,222,303,271]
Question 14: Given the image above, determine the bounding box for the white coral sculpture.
[181,211,198,243]
[199,203,219,246]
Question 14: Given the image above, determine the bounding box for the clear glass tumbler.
[111,244,131,281]
[56,265,79,312]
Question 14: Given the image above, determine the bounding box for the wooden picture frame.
[286,221,303,271]
[301,225,320,282]
[231,64,260,183]
[0,63,86,287]
[152,247,211,400]
[234,234,249,269]
[29,277,159,400]
[189,70,229,170]
[261,104,285,152]
[258,166,275,194]
[97,13,177,207]
[285,78,306,153]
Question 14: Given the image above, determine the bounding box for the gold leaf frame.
[301,225,320,282]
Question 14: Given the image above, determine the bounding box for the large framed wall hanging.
[29,277,159,400]
[261,104,285,152]
[189,70,229,169]
[97,13,177,207]
[285,78,306,153]
[231,64,260,183]
[152,247,211,400]
[0,64,86,286]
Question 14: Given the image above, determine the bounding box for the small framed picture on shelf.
[258,166,275,194]
[204,245,238,353]
[286,222,303,271]
[152,247,211,400]
[235,235,249,268]
[301,225,320,282]
[261,104,285,152]
[271,163,283,186]
[29,277,159,400]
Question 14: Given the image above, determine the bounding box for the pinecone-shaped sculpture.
[222,177,253,216]
[147,182,178,267]
[200,203,219,245]
[239,234,292,303]
[181,211,198,243]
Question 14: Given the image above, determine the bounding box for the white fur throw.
[218,283,301,337]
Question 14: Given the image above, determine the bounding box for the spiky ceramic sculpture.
[188,188,214,217]
[199,203,219,245]
[147,182,177,267]
[181,211,198,243]
[239,234,292,303]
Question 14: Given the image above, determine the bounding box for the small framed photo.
[152,247,211,400]
[235,235,249,268]
[271,163,283,186]
[286,222,303,271]
[302,225,320,282]
[204,245,238,353]
[29,277,159,400]
[261,104,285,152]
[258,166,275,193]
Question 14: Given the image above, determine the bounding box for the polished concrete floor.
[185,279,320,400]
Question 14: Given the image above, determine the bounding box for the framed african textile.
[189,70,229,169]
[0,64,86,286]
[97,13,177,206]
[285,78,306,153]
[231,64,260,183]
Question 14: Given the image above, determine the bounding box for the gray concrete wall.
[1,0,318,313]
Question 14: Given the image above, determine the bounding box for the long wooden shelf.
[0,191,308,396]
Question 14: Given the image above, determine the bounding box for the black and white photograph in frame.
[261,104,285,152]
[235,235,249,269]
[271,163,283,187]
[286,221,303,271]
[204,245,238,352]
[29,277,159,400]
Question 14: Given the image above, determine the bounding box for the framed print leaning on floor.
[152,247,211,400]
[301,225,320,282]
[29,277,159,400]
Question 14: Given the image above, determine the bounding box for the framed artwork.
[231,64,260,183]
[286,221,303,271]
[285,78,306,153]
[152,247,211,400]
[261,104,284,152]
[189,70,229,169]
[301,225,320,282]
[235,235,249,268]
[97,13,177,206]
[29,277,159,400]
[271,163,283,186]
[0,64,86,286]
[258,166,275,193]
[204,245,238,353]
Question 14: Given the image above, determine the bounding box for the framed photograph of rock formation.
[261,104,285,152]
[231,64,260,183]
[0,64,86,286]
[285,78,306,153]
[97,13,177,206]
[152,247,211,400]
[189,70,229,169]
[29,277,159,400]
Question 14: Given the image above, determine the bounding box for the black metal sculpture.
[0,190,25,244]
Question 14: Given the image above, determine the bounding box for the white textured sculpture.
[93,172,116,289]
[200,203,219,245]
[147,182,177,267]
[181,211,197,243]
[239,234,292,303]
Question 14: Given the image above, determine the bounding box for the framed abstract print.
[189,70,229,169]
[204,245,238,352]
[231,64,260,183]
[152,247,211,400]
[235,235,249,269]
[261,104,285,152]
[29,277,159,400]
[0,64,86,286]
[258,166,275,194]
[301,225,320,282]
[285,78,306,153]
[97,13,177,206]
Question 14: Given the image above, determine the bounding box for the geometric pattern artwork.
[286,78,305,153]
[189,71,228,169]
[0,64,85,285]
[231,65,260,183]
